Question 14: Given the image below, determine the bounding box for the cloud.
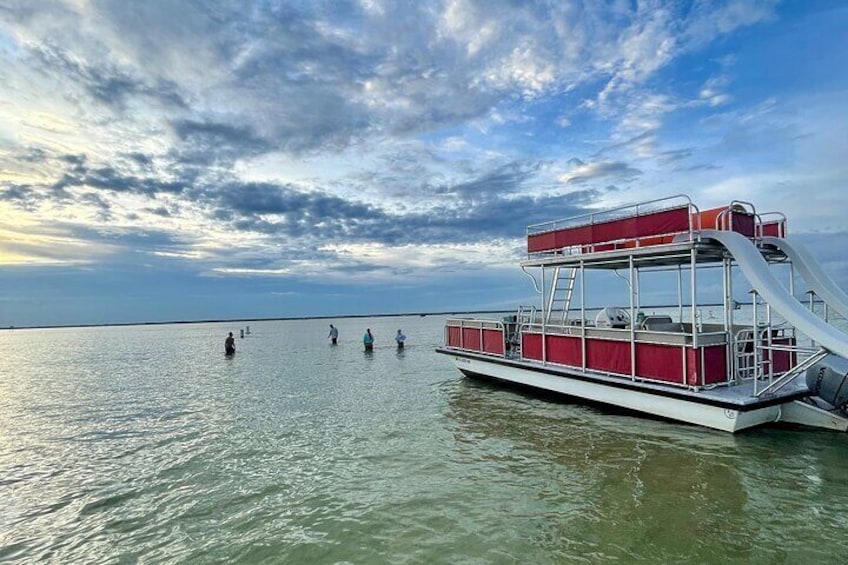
[169,119,272,166]
[29,42,187,110]
[0,184,38,209]
[657,148,693,164]
[559,159,642,185]
[3,0,846,326]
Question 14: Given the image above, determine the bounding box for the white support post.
[629,255,636,380]
[691,249,698,350]
[752,290,760,396]
[541,267,547,364]
[580,261,586,372]
[725,257,736,383]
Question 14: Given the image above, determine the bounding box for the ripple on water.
[2,318,848,563]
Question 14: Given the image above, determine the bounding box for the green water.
[1,316,847,563]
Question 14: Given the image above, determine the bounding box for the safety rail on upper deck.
[757,211,787,238]
[525,195,789,257]
[526,194,699,256]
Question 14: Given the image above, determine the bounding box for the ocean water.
[2,314,848,564]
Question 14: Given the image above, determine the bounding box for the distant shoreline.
[0,310,509,331]
[0,301,766,331]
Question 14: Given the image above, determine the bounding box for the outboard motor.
[595,307,631,329]
[806,355,848,415]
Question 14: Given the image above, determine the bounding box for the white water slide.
[701,230,848,360]
[762,236,848,320]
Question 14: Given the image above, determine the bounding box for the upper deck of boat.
[522,236,789,270]
[522,195,788,271]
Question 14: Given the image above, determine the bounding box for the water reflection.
[442,377,848,562]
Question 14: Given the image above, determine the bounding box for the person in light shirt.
[395,329,406,349]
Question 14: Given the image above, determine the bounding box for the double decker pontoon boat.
[436,195,848,432]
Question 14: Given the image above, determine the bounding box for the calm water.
[2,314,848,563]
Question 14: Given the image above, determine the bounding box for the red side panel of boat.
[636,207,690,238]
[482,329,505,356]
[698,206,756,237]
[527,231,556,253]
[731,212,756,237]
[591,217,633,244]
[555,225,592,248]
[447,326,504,355]
[635,343,685,384]
[527,206,691,254]
[586,339,631,374]
[522,333,543,360]
[461,328,481,351]
[545,335,582,366]
[520,334,729,386]
[687,345,728,385]
[447,326,462,348]
[761,221,785,237]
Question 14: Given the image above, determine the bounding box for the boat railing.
[804,290,848,328]
[516,320,730,388]
[754,348,827,397]
[525,194,700,256]
[524,194,794,259]
[757,211,787,238]
[714,200,756,231]
[444,318,507,357]
[443,313,814,392]
[733,326,810,389]
[526,194,696,236]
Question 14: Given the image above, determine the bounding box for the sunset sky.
[1,1,847,327]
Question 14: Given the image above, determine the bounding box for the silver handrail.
[526,194,695,236]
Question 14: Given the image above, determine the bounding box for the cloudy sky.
[0,0,846,327]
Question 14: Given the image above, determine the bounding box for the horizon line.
[0,301,763,331]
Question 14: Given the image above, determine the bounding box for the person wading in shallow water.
[328,324,339,345]
[225,332,236,356]
[395,329,406,349]
[363,328,374,352]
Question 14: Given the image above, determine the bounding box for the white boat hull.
[449,354,793,433]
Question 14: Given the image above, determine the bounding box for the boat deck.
[522,238,789,270]
[436,347,810,411]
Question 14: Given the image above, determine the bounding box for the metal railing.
[515,320,730,388]
[757,211,787,238]
[525,194,701,256]
[526,194,697,236]
[733,325,817,395]
[444,318,506,357]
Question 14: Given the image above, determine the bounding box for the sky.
[1,0,847,328]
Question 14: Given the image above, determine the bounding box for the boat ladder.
[546,266,577,325]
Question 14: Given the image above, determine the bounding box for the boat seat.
[640,315,683,332]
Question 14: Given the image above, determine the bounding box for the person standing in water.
[395,329,406,349]
[363,328,374,351]
[328,324,339,345]
[225,332,236,356]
